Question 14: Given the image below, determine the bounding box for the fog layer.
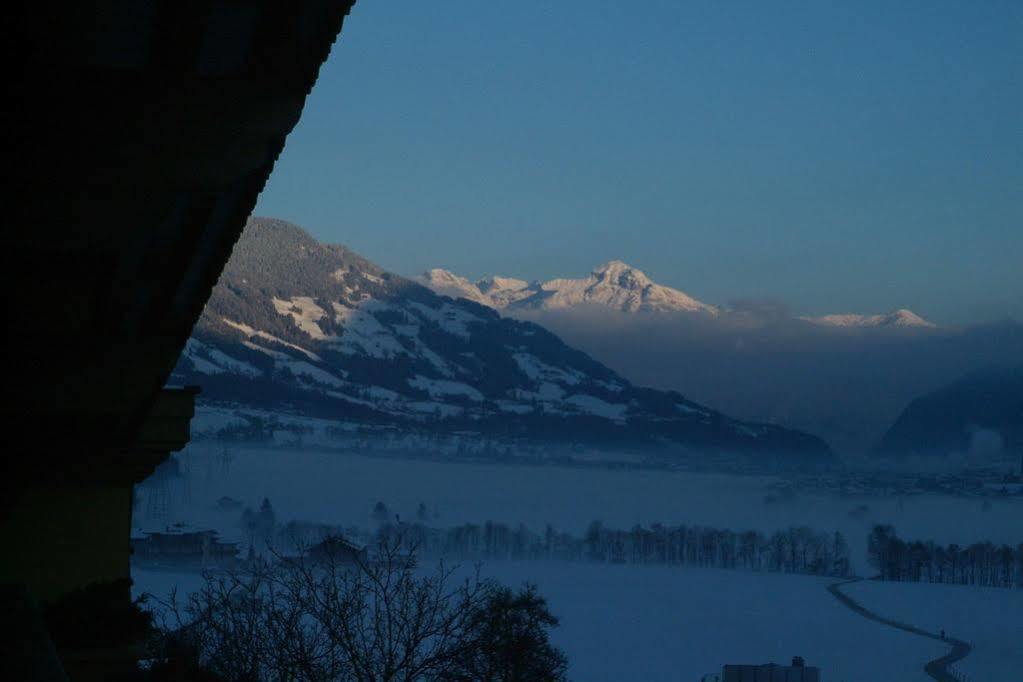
[513,307,1023,455]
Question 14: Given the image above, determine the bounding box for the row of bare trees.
[867,525,1023,588]
[380,521,851,578]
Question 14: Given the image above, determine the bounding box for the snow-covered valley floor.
[133,562,952,682]
[132,445,1021,680]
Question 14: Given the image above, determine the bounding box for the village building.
[305,536,368,565]
[703,657,822,682]
[131,524,239,568]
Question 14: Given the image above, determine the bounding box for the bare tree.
[865,525,1021,588]
[155,533,567,681]
[447,584,567,682]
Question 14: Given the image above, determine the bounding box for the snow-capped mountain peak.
[477,275,530,295]
[533,260,716,314]
[423,267,464,285]
[805,308,936,328]
[591,259,650,283]
[417,261,718,315]
[886,309,935,327]
[418,268,492,307]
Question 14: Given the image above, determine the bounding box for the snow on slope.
[417,269,493,307]
[183,339,262,378]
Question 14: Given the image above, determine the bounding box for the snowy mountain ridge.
[802,309,937,329]
[171,218,831,461]
[418,261,719,315]
[418,266,935,327]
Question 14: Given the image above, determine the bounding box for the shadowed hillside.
[874,365,1023,460]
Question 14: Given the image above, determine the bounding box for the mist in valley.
[137,445,1022,572]
[132,440,1023,681]
[514,305,1023,456]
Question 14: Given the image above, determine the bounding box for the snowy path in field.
[828,579,970,682]
[457,563,944,681]
[841,580,1023,682]
[134,563,944,682]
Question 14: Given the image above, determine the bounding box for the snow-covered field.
[136,445,1023,574]
[132,562,947,682]
[844,580,1023,682]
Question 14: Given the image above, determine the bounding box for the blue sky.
[255,1,1022,325]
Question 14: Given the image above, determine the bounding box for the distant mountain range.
[418,261,719,315]
[874,365,1023,459]
[416,263,1023,457]
[417,264,936,328]
[170,218,831,461]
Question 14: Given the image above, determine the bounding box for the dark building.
[132,524,239,568]
[305,535,368,566]
[721,657,822,682]
[6,2,357,678]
